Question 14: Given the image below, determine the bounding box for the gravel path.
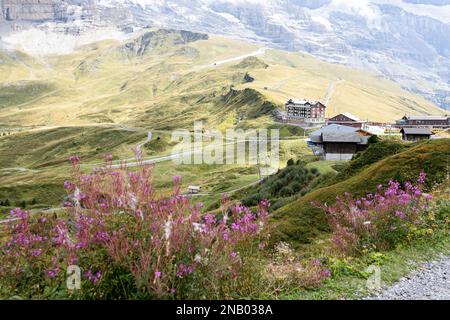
[370,254,450,300]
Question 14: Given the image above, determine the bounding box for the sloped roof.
[329,113,366,122]
[309,124,357,138]
[341,113,362,121]
[309,125,371,145]
[287,99,323,106]
[401,128,432,135]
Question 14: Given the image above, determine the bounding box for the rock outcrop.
[123,29,208,57]
[1,0,67,22]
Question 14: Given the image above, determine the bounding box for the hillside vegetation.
[272,139,450,245]
[0,28,446,215]
[0,126,146,208]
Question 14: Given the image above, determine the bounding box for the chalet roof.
[341,113,362,121]
[309,124,357,138]
[329,113,366,122]
[288,99,317,105]
[401,128,432,135]
[309,124,370,145]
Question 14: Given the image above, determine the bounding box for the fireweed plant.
[0,154,272,299]
[316,172,444,255]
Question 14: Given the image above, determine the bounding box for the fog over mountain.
[1,0,449,110]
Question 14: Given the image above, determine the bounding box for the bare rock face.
[0,0,134,37]
[1,0,68,22]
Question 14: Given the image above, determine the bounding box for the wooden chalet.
[327,113,367,129]
[308,124,371,161]
[400,128,432,142]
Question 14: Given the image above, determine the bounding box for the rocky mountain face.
[0,0,449,110]
[0,0,66,22]
[0,0,133,34]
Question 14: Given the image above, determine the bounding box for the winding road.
[195,47,268,71]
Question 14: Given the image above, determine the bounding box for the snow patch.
[372,0,450,24]
[2,28,127,56]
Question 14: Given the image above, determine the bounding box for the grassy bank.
[279,230,450,300]
[273,139,450,245]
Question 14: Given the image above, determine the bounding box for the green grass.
[328,139,408,184]
[0,81,55,109]
[305,161,339,175]
[143,134,177,155]
[272,139,450,245]
[0,126,147,209]
[278,231,450,300]
[0,126,145,169]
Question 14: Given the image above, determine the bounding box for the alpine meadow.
[0,0,449,304]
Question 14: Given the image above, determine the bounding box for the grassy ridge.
[0,126,145,169]
[272,139,450,245]
[0,81,56,109]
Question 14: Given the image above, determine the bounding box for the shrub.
[332,140,407,183]
[280,186,293,197]
[0,155,270,299]
[241,162,322,205]
[316,172,435,255]
[368,135,381,144]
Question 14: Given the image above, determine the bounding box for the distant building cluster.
[396,115,449,128]
[280,97,449,162]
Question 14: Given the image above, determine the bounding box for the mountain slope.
[0,29,445,130]
[2,0,449,109]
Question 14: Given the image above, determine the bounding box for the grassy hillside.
[0,29,445,130]
[0,28,446,213]
[0,126,146,208]
[272,139,450,245]
[0,124,308,211]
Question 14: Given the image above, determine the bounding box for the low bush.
[241,162,321,207]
